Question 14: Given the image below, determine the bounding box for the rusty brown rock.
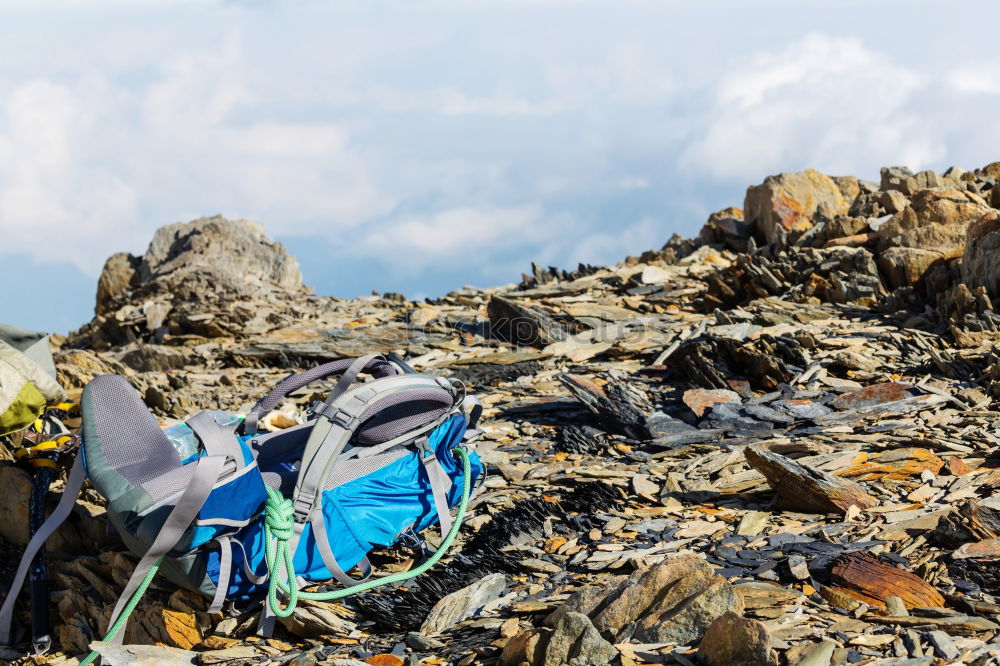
[698,612,778,666]
[953,538,1000,560]
[836,448,945,481]
[829,381,913,410]
[745,445,878,514]
[947,456,974,476]
[830,551,945,609]
[682,388,741,417]
[745,169,850,244]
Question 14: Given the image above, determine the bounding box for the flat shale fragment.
[558,373,649,438]
[836,448,945,481]
[488,295,569,347]
[419,574,507,635]
[745,445,878,514]
[682,388,741,417]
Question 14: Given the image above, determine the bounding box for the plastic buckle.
[330,408,355,428]
[310,402,357,428]
[415,437,434,460]
[292,496,313,523]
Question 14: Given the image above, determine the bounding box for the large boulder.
[745,169,851,245]
[72,217,306,349]
[137,217,303,295]
[876,188,991,289]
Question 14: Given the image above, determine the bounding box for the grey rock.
[488,295,569,347]
[787,555,810,580]
[420,573,506,635]
[140,216,303,293]
[789,640,836,666]
[542,611,618,666]
[961,210,1000,298]
[881,166,917,195]
[406,631,446,650]
[926,630,960,660]
[121,344,192,372]
[277,599,358,638]
[551,554,743,646]
[95,252,139,315]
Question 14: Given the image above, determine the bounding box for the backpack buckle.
[310,402,358,428]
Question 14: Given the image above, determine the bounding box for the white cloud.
[361,205,548,271]
[949,67,1000,95]
[680,34,952,182]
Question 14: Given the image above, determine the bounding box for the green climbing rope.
[263,446,473,617]
[78,558,163,666]
[75,446,472,664]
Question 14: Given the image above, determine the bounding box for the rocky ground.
[6,163,1000,665]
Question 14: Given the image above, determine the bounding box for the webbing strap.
[187,411,245,470]
[309,510,372,587]
[106,454,226,643]
[419,443,454,535]
[317,354,380,415]
[209,536,234,613]
[231,538,268,586]
[0,453,86,645]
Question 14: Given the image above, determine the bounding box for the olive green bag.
[0,325,65,436]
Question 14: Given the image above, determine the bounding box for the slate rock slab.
[420,573,506,635]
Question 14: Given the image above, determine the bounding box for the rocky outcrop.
[875,188,991,289]
[71,216,308,350]
[962,210,1000,298]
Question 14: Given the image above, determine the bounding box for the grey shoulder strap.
[317,354,380,414]
[0,453,86,645]
[105,453,227,643]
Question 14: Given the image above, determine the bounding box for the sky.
[3,0,1000,333]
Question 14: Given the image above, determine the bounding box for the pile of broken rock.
[6,162,1000,665]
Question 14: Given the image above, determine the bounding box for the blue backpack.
[0,355,484,658]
